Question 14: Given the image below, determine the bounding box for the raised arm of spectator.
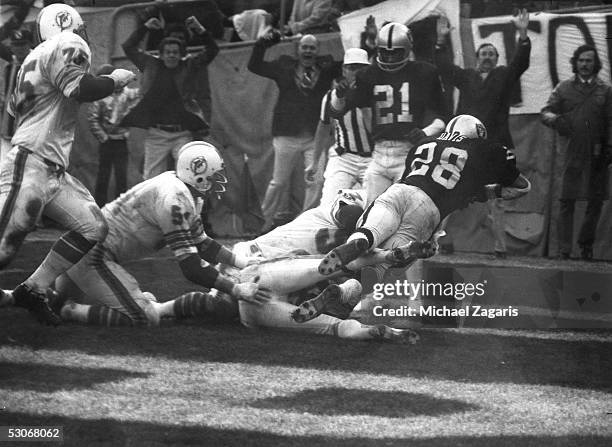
[87,100,109,143]
[0,0,33,42]
[185,16,219,65]
[287,0,333,35]
[433,16,469,89]
[507,9,531,81]
[122,18,162,71]
[247,31,281,79]
[422,69,448,137]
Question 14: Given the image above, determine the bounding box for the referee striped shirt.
[320,89,373,157]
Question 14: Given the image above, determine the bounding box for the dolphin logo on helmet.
[37,3,87,43]
[176,141,228,198]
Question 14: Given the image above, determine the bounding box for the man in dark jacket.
[541,45,612,260]
[248,32,340,230]
[434,9,531,258]
[121,15,219,180]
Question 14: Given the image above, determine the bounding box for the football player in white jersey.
[0,4,137,325]
[49,141,269,327]
[233,189,366,260]
[231,189,423,343]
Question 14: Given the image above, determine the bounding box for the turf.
[0,241,611,446]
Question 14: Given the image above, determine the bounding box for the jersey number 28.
[408,142,468,189]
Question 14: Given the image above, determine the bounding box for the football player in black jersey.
[330,22,448,206]
[317,115,531,278]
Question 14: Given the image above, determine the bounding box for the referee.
[306,48,373,205]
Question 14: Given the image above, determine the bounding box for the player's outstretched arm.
[178,254,269,304]
[197,238,258,269]
[74,69,136,103]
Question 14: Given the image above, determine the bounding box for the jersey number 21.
[374,82,412,124]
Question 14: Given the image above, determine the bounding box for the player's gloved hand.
[232,280,271,305]
[406,128,427,145]
[335,77,351,98]
[103,69,137,89]
[554,115,572,137]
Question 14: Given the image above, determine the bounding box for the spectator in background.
[248,31,341,230]
[121,15,219,180]
[87,64,140,207]
[283,0,334,36]
[1,29,34,161]
[0,0,35,160]
[306,48,372,206]
[541,45,612,261]
[139,0,225,50]
[434,9,531,258]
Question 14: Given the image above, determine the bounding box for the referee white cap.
[343,48,370,65]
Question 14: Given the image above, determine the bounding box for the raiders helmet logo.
[56,11,74,30]
[190,156,208,175]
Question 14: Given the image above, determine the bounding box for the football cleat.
[369,325,420,344]
[291,279,362,323]
[318,238,369,275]
[13,284,62,326]
[46,288,69,317]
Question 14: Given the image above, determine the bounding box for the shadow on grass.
[249,387,479,417]
[0,362,149,392]
[0,411,611,447]
[1,309,611,392]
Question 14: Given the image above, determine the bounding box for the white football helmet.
[376,22,412,72]
[443,115,487,140]
[330,189,365,229]
[36,3,87,43]
[176,141,228,196]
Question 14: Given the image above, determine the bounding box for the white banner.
[470,12,612,114]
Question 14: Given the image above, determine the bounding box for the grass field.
[1,236,611,446]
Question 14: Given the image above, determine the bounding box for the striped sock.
[86,305,134,327]
[26,231,96,292]
[172,292,212,319]
[171,291,238,321]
